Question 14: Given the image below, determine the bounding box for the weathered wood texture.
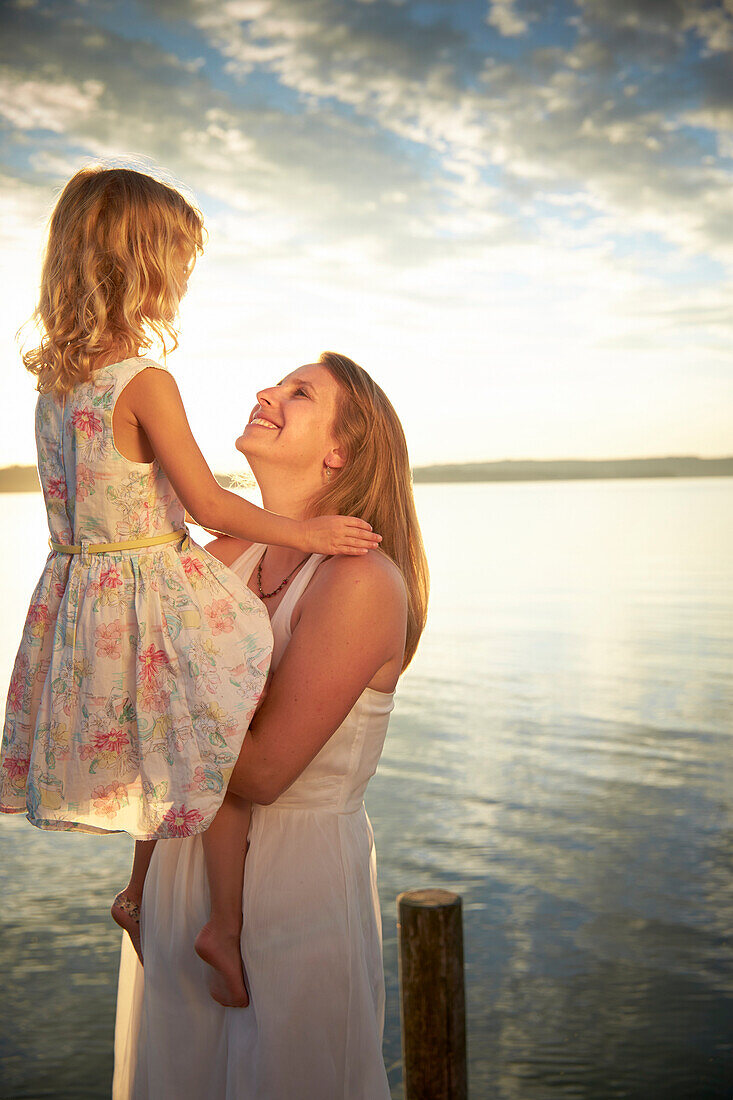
[397,889,468,1100]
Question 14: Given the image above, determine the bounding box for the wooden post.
[397,889,468,1100]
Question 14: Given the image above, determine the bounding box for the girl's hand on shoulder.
[302,515,382,556]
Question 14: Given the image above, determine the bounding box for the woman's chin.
[234,434,266,476]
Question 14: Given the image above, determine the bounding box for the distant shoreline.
[1,456,732,492]
[411,456,733,483]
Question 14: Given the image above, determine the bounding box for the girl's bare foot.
[111,892,143,965]
[194,922,249,1008]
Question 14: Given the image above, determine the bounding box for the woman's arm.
[227,553,407,805]
[203,533,251,567]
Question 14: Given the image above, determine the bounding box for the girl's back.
[37,358,183,546]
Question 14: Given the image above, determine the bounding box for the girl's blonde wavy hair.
[311,352,429,670]
[24,166,204,394]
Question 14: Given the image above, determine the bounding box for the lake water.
[0,479,732,1099]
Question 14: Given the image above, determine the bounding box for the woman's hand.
[300,515,382,556]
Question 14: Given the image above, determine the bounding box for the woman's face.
[236,363,344,483]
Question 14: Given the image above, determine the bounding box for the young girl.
[0,166,380,1009]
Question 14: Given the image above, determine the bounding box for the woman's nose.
[256,386,277,407]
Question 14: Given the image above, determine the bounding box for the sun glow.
[1,0,732,471]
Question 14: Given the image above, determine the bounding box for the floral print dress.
[0,358,272,839]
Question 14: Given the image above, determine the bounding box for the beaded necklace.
[256,547,310,599]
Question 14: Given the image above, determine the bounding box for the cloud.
[684,0,733,53]
[3,0,731,279]
[1,0,732,465]
[131,0,733,272]
[486,0,530,37]
[575,0,733,59]
[0,1,456,268]
[0,74,104,133]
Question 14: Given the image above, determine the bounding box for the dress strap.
[273,554,327,639]
[229,542,267,585]
[228,545,327,636]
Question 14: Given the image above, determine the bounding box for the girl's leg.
[194,792,251,1008]
[111,839,157,965]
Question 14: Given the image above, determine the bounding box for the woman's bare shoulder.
[310,549,407,611]
[204,534,252,567]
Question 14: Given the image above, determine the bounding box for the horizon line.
[1,453,733,473]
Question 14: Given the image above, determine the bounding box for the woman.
[113,352,429,1099]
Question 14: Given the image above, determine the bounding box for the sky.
[1,0,732,470]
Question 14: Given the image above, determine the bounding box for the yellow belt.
[50,528,187,555]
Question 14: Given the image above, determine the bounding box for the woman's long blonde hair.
[312,352,429,670]
[24,166,204,394]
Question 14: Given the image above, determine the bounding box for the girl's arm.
[222,552,407,805]
[125,368,379,556]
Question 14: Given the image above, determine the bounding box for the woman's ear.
[325,446,346,470]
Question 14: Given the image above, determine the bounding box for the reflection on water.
[1,480,732,1099]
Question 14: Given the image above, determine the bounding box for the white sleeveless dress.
[113,545,395,1100]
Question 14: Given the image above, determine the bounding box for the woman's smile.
[248,415,280,430]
